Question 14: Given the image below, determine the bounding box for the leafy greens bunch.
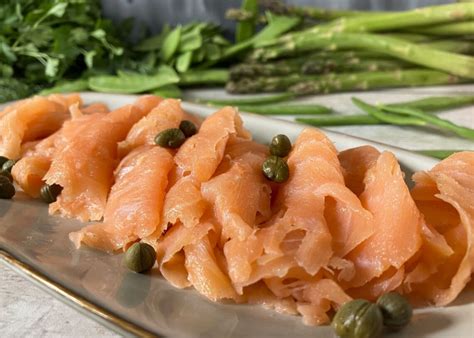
[0,0,125,101]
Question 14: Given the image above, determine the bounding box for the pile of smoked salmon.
[1,94,473,326]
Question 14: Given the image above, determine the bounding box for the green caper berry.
[0,170,13,183]
[179,120,198,137]
[0,176,15,199]
[0,156,9,167]
[2,159,16,173]
[332,299,383,338]
[154,128,186,148]
[40,183,63,204]
[124,242,156,273]
[269,134,292,157]
[262,155,289,183]
[376,292,412,331]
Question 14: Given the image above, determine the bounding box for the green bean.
[194,92,296,106]
[236,103,331,115]
[296,114,381,126]
[381,104,474,140]
[352,98,426,126]
[388,95,474,112]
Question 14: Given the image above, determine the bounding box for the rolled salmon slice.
[0,94,81,159]
[406,152,474,306]
[69,146,174,252]
[44,95,160,221]
[184,234,239,301]
[118,98,187,157]
[155,106,251,238]
[342,148,423,293]
[12,104,107,198]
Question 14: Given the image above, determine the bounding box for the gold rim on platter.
[0,249,159,338]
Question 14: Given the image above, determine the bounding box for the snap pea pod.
[235,103,332,115]
[39,79,89,95]
[88,66,179,94]
[152,84,182,98]
[381,104,474,140]
[194,92,296,106]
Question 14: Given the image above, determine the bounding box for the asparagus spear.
[250,33,474,79]
[179,69,229,86]
[260,0,384,20]
[193,92,296,106]
[235,0,259,43]
[233,103,331,115]
[227,69,470,94]
[405,21,474,36]
[261,2,474,40]
[422,39,474,54]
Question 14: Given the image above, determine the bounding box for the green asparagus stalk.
[227,69,470,94]
[233,103,331,115]
[193,92,296,106]
[261,2,474,40]
[235,0,259,43]
[296,115,380,126]
[179,69,229,86]
[230,57,411,80]
[250,33,474,79]
[405,21,474,36]
[422,39,474,54]
[260,0,385,20]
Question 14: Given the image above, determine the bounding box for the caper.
[154,128,186,148]
[2,159,16,173]
[0,176,15,199]
[262,155,289,183]
[40,183,63,204]
[0,156,9,167]
[332,299,383,338]
[269,134,292,157]
[0,170,13,183]
[376,292,412,331]
[179,120,198,137]
[124,242,156,273]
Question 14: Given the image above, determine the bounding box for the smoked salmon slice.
[44,95,161,221]
[0,94,81,159]
[12,104,107,198]
[69,146,174,252]
[407,152,474,306]
[341,148,423,295]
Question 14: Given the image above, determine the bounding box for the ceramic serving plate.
[1,92,473,337]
